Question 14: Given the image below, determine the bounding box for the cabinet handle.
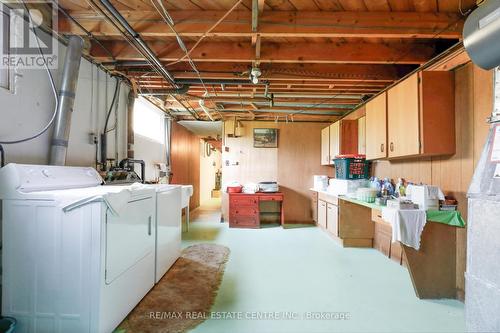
[390,142,394,152]
[148,216,152,236]
[380,143,384,152]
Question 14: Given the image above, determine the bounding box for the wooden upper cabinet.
[321,126,330,165]
[388,74,420,158]
[339,120,358,155]
[387,71,455,159]
[330,120,358,160]
[321,120,359,165]
[358,116,366,156]
[329,122,340,160]
[419,71,455,156]
[365,92,387,160]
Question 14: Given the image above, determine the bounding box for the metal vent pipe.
[49,36,84,165]
[463,0,500,70]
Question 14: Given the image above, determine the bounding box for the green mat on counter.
[426,210,466,228]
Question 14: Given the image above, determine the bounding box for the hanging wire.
[150,0,226,120]
[163,0,244,67]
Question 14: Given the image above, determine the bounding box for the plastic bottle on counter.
[382,178,395,196]
[395,178,406,198]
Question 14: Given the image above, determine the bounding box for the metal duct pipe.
[174,79,264,86]
[463,0,500,70]
[195,93,363,99]
[127,91,135,158]
[164,117,173,182]
[139,85,190,96]
[49,36,84,166]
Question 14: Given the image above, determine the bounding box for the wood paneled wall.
[371,63,493,299]
[221,121,331,223]
[171,121,200,210]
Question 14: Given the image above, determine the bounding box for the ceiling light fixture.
[250,67,261,84]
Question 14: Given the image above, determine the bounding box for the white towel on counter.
[381,207,427,250]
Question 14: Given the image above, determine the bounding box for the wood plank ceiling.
[56,0,476,122]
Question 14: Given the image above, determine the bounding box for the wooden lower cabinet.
[314,193,373,248]
[372,208,404,265]
[338,199,374,247]
[390,239,404,265]
[317,200,327,229]
[326,203,338,237]
[373,222,392,257]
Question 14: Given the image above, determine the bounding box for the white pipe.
[198,99,215,121]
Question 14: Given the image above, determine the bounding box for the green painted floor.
[183,199,465,333]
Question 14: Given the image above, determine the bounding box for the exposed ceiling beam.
[91,40,436,64]
[133,75,393,84]
[133,77,388,87]
[258,0,265,13]
[59,10,464,39]
[177,96,362,105]
[115,62,412,82]
[116,62,415,82]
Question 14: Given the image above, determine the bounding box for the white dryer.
[145,184,182,283]
[0,164,157,333]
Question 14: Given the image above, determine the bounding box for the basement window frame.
[133,97,166,144]
[0,7,13,92]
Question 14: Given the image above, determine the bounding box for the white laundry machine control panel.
[0,163,103,195]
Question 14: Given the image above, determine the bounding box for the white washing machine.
[0,164,157,333]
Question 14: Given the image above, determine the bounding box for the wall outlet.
[89,133,98,145]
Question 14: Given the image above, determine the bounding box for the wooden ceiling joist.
[119,62,411,81]
[91,40,436,64]
[59,10,464,39]
[133,76,389,86]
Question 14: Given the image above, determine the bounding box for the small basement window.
[133,97,165,143]
[1,9,10,90]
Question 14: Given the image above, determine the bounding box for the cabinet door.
[329,122,340,162]
[390,240,403,265]
[317,200,327,229]
[358,116,366,155]
[339,120,358,155]
[321,126,330,165]
[373,222,391,257]
[387,73,420,158]
[366,92,387,160]
[326,203,338,237]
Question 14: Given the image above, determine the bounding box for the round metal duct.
[463,0,500,70]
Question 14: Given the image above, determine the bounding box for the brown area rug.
[117,244,230,333]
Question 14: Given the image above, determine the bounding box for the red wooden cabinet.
[229,192,284,228]
[229,193,260,228]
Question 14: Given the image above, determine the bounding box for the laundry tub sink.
[181,185,193,209]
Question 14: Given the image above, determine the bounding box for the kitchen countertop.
[310,188,465,228]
